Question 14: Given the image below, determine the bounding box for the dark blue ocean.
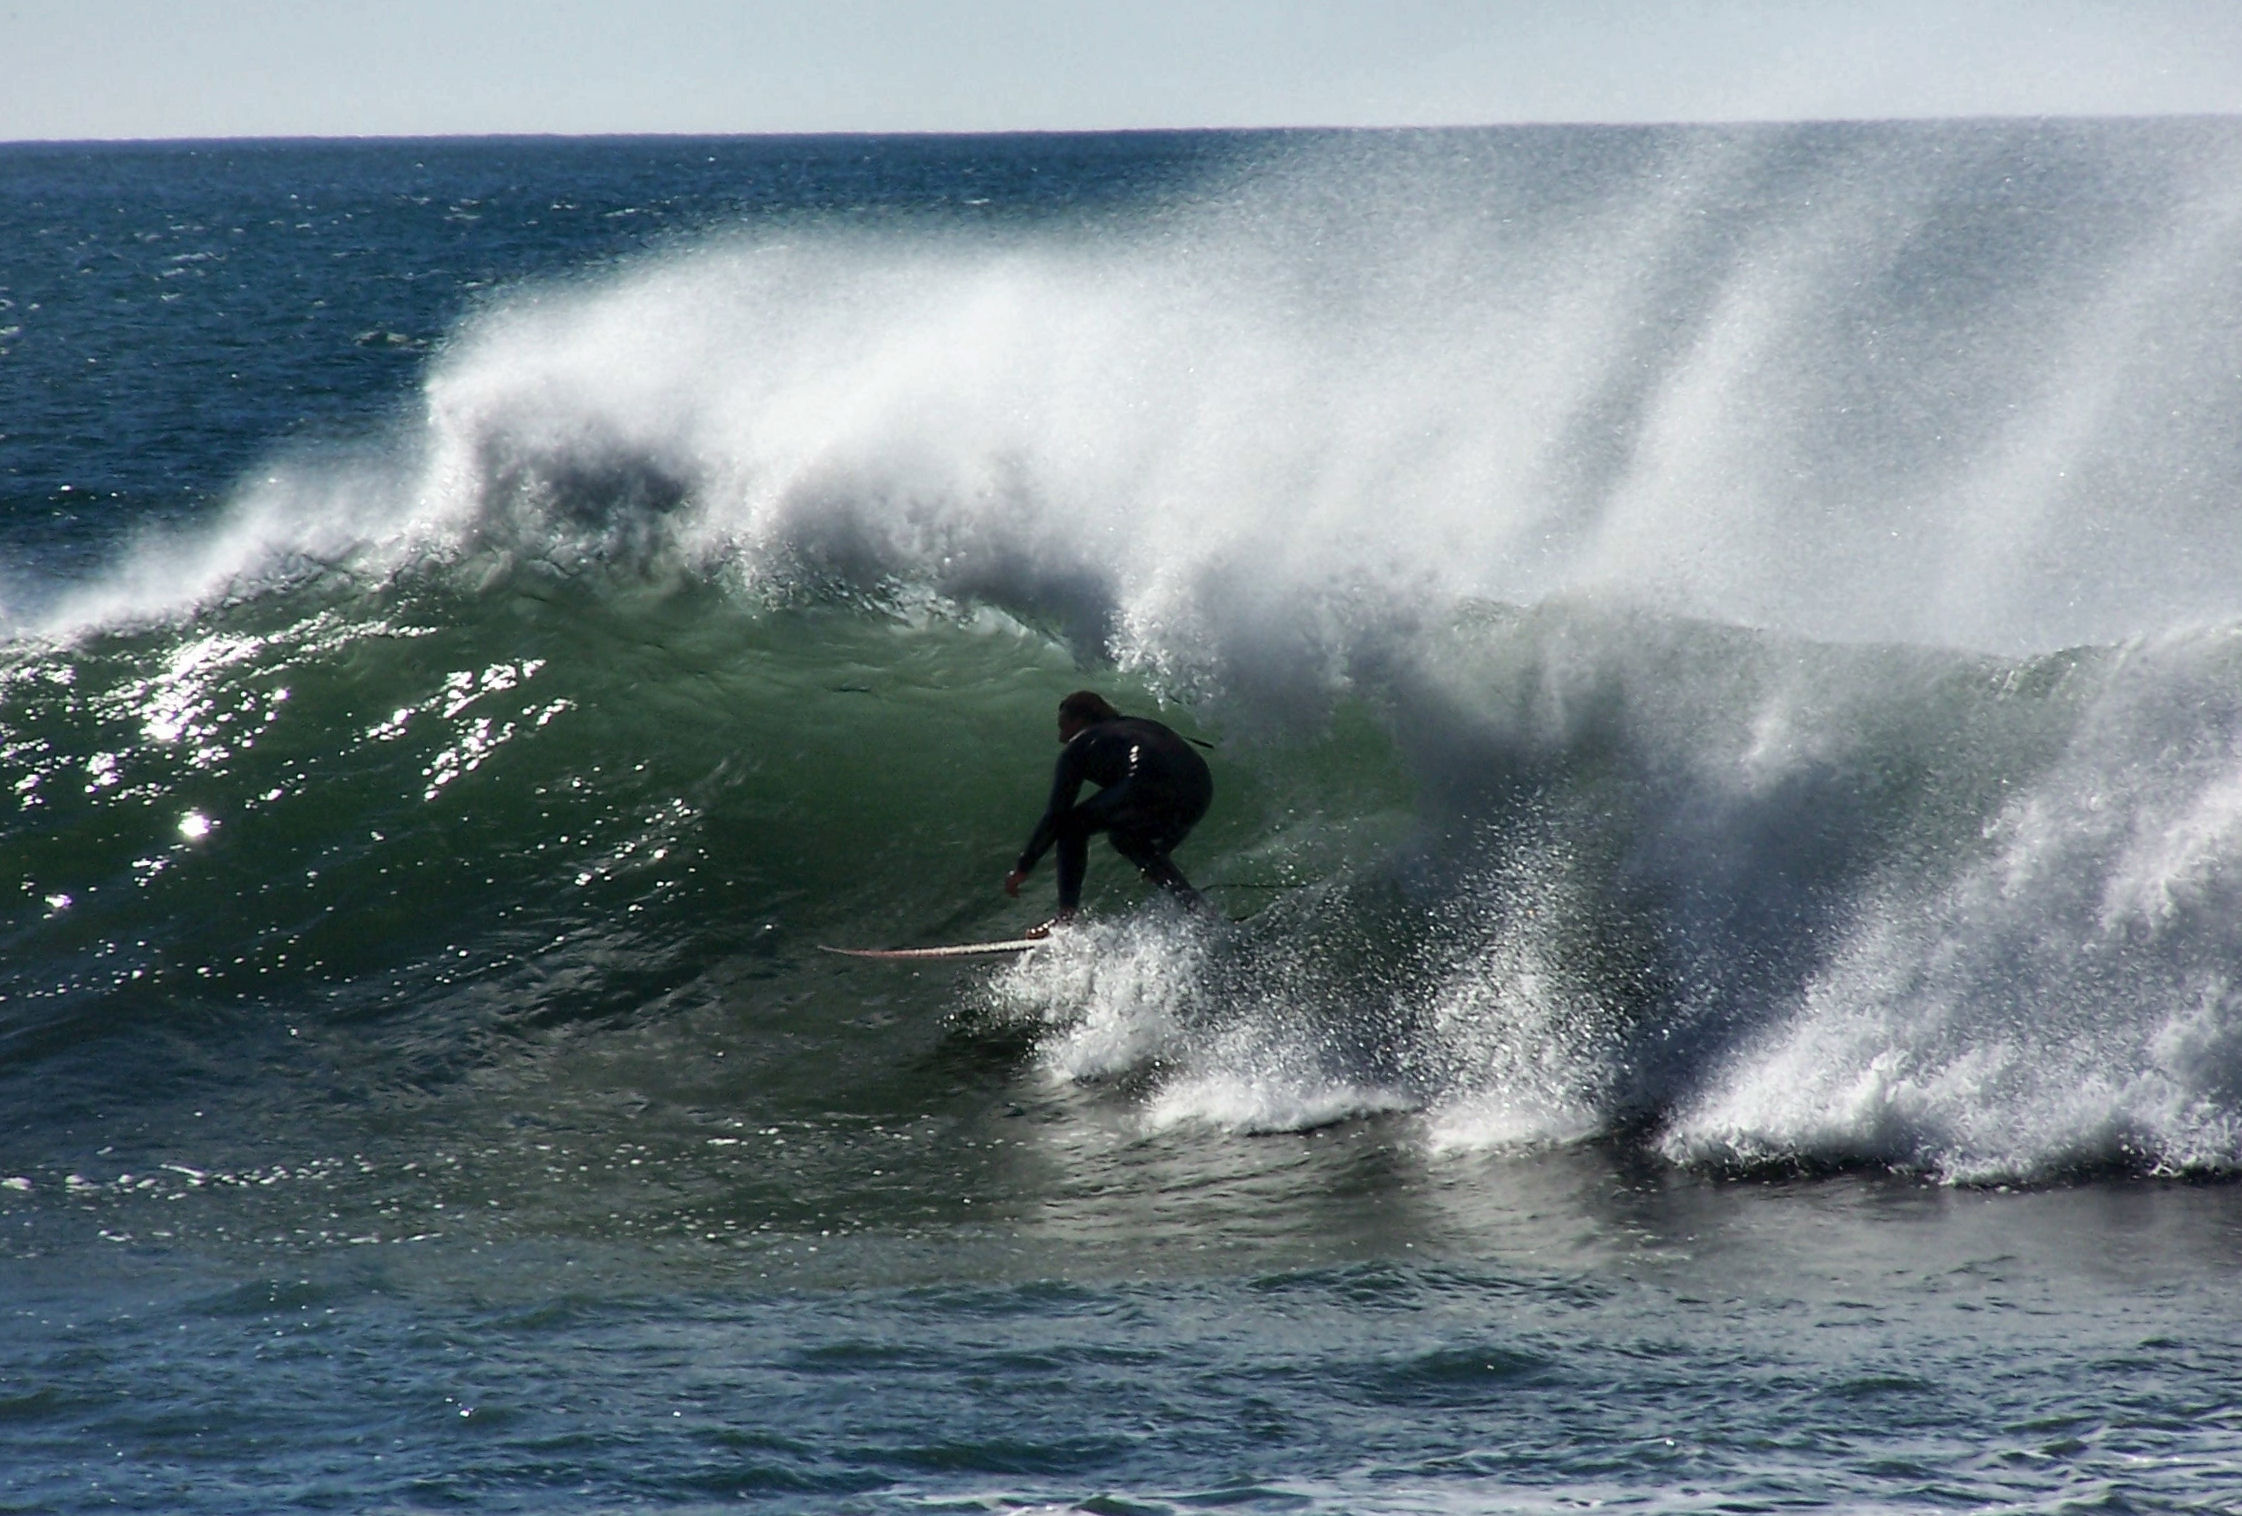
[8,125,2242,1512]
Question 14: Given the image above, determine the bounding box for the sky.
[5,0,2241,142]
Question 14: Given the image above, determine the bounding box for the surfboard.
[819,938,1046,961]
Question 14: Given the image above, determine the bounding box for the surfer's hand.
[1003,868,1027,898]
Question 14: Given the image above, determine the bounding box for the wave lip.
[36,122,2242,665]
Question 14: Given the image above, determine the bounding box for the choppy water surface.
[8,124,2242,1511]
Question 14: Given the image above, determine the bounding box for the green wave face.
[0,585,1261,1002]
[0,557,1434,1265]
[0,564,1399,1088]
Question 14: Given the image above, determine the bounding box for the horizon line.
[7,111,2241,149]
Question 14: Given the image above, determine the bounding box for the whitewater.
[6,125,2242,1512]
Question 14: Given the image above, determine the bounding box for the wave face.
[9,122,2242,1196]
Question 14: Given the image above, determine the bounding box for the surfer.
[1004,691,1213,935]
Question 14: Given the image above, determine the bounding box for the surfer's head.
[1058,690,1120,741]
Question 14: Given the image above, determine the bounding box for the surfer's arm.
[1011,743,1088,877]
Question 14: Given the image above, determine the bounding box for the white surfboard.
[818,938,1047,961]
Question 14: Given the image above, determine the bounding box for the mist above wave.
[36,121,2242,670]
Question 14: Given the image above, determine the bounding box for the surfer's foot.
[1024,912,1077,940]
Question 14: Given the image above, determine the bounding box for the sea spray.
[1664,626,2242,1179]
[38,123,2242,661]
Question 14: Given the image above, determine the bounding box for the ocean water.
[7,124,2242,1512]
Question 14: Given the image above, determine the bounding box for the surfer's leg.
[1142,855,1207,909]
[1111,828,1211,915]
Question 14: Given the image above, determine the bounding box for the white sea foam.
[1142,1068,1415,1138]
[987,916,1202,1082]
[1658,628,2242,1178]
[989,913,1415,1135]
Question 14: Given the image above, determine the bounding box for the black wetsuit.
[1015,716,1213,912]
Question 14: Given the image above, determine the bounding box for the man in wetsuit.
[1003,691,1213,934]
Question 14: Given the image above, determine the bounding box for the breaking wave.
[14,121,2242,1184]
